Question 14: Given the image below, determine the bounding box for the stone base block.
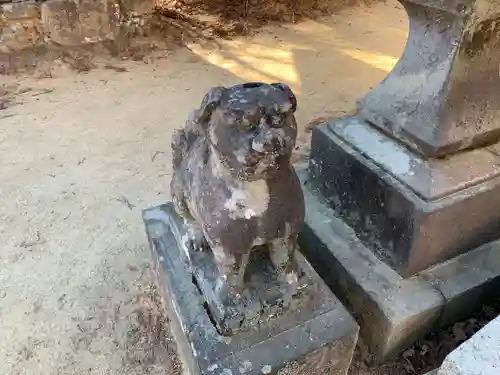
[143,204,359,375]
[298,168,500,361]
[420,242,500,327]
[309,116,500,276]
[1,2,43,53]
[1,1,40,19]
[41,0,121,47]
[0,18,43,53]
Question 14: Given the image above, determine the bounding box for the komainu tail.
[171,109,204,170]
[171,110,205,220]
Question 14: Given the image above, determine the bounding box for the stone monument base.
[309,117,500,277]
[300,176,500,361]
[143,204,359,375]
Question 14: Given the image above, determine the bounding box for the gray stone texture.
[143,204,359,375]
[299,164,500,360]
[420,241,500,327]
[437,316,500,375]
[298,170,443,361]
[358,0,500,157]
[309,117,500,277]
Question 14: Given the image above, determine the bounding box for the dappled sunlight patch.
[339,48,398,72]
[186,0,406,93]
[187,42,303,91]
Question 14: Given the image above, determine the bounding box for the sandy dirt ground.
[0,2,408,374]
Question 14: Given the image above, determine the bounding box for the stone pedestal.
[41,0,121,47]
[298,0,500,362]
[309,117,500,277]
[143,204,359,375]
[0,1,43,53]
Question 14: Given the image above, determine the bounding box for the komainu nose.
[252,130,284,153]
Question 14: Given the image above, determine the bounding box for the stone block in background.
[0,2,43,53]
[1,1,40,19]
[41,0,121,46]
[290,0,500,364]
[120,0,153,16]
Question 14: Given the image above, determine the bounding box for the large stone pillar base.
[143,204,359,375]
[297,117,500,361]
[310,116,500,276]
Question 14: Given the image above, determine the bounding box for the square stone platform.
[309,116,500,277]
[143,204,359,375]
[297,117,500,361]
[299,175,500,361]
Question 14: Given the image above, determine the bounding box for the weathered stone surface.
[143,204,359,375]
[169,83,305,334]
[309,117,500,276]
[358,0,500,157]
[1,1,40,19]
[437,316,500,375]
[299,0,500,365]
[0,1,43,53]
[41,0,121,46]
[297,169,444,361]
[298,163,500,361]
[0,18,43,53]
[120,0,153,16]
[420,240,500,326]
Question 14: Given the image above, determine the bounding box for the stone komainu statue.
[170,82,305,296]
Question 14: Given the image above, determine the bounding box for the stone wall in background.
[0,0,153,53]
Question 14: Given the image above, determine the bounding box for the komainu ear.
[197,86,226,124]
[271,83,297,113]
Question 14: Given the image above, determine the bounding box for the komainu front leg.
[183,222,210,254]
[171,189,209,255]
[269,235,299,292]
[210,242,252,294]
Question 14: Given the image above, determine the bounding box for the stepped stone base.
[143,204,360,375]
[298,166,500,361]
